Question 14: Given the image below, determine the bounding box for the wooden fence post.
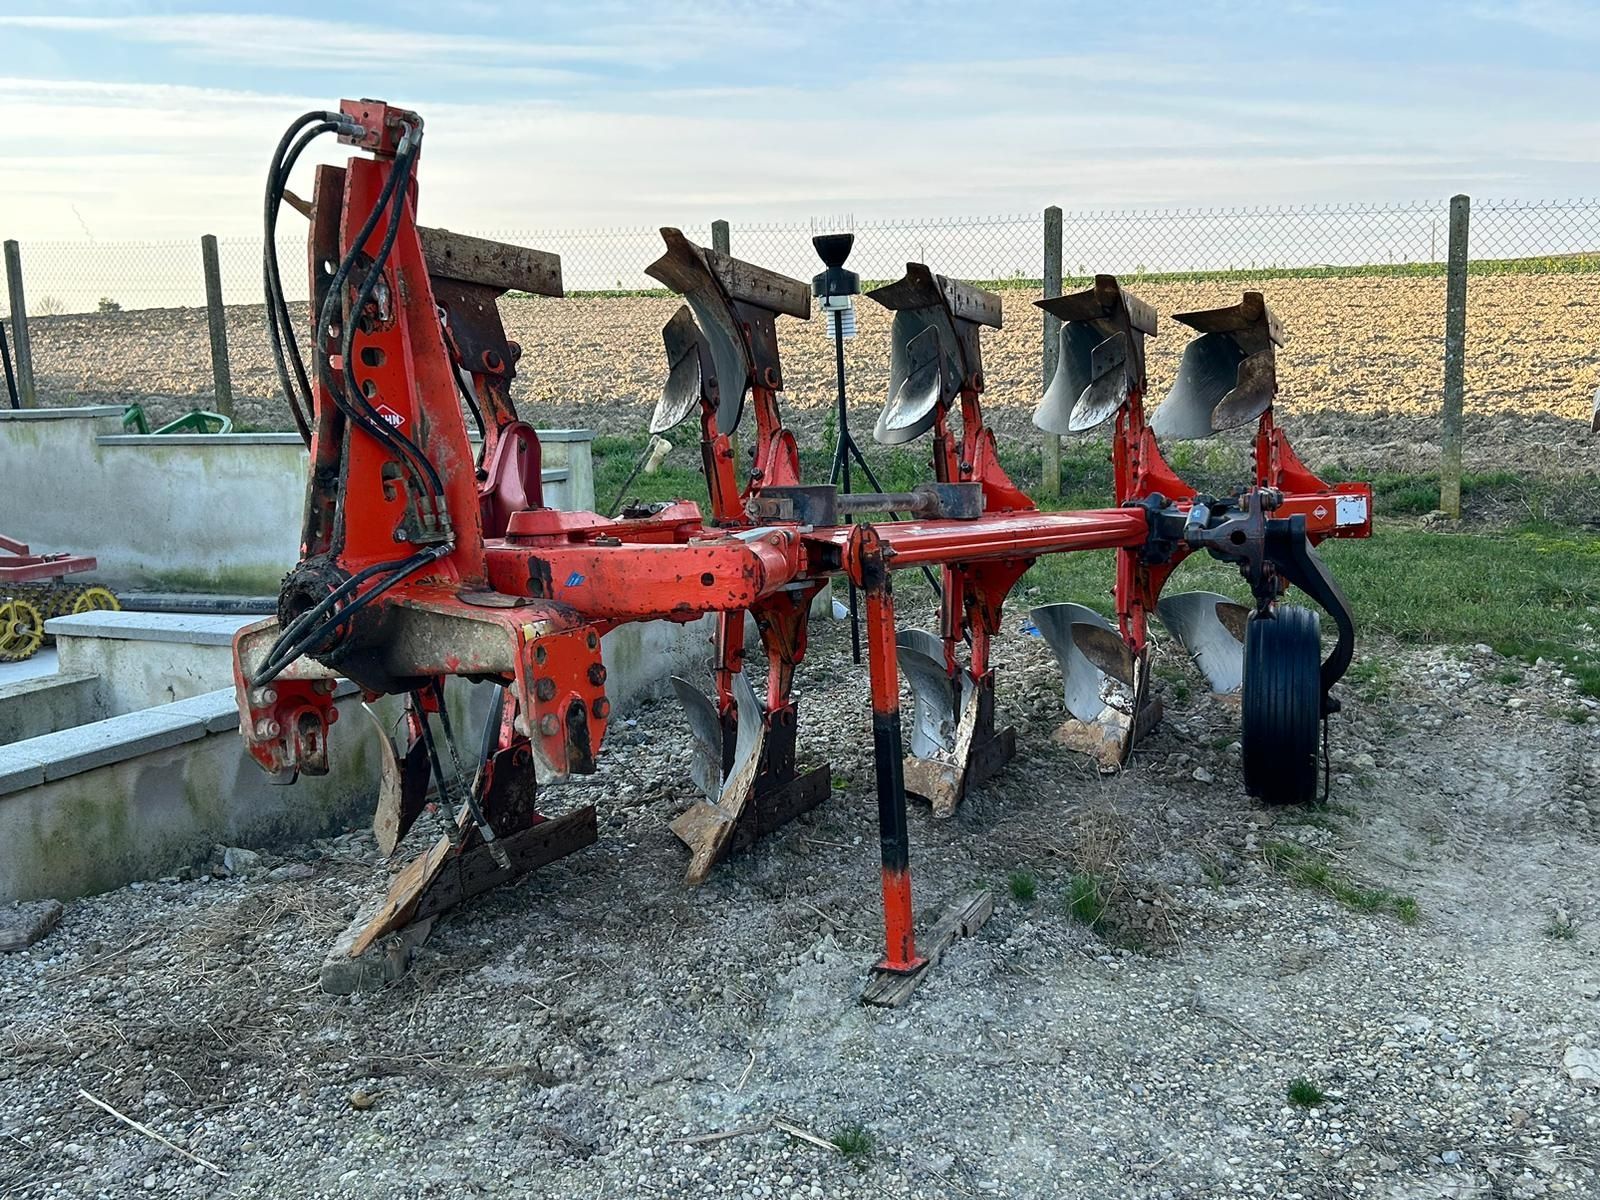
[200,235,234,419]
[711,220,730,256]
[1040,206,1063,497]
[3,240,37,408]
[1439,195,1469,518]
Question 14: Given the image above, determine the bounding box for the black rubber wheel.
[1241,604,1322,806]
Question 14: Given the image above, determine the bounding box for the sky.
[2,0,1598,242]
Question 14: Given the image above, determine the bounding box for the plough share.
[232,100,1372,997]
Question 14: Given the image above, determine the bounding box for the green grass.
[1025,518,1600,697]
[1287,1077,1327,1108]
[1545,916,1577,941]
[830,1123,875,1161]
[1264,840,1419,924]
[1007,868,1038,904]
[1316,464,1600,525]
[1065,872,1109,928]
[593,434,1600,697]
[1345,657,1400,703]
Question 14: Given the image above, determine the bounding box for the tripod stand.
[816,245,940,664]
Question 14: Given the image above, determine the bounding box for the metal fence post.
[200,234,234,419]
[1439,195,1469,518]
[3,240,37,408]
[1040,206,1063,497]
[710,220,734,461]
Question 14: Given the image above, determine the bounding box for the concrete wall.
[0,686,384,902]
[0,673,99,744]
[0,407,593,594]
[52,612,244,716]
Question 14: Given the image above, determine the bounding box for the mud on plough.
[232,100,1372,999]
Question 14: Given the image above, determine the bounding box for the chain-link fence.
[6,199,1598,316]
[3,197,1597,493]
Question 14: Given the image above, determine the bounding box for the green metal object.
[122,403,233,436]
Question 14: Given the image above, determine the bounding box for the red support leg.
[853,526,925,975]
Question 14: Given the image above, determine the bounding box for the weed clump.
[1008,869,1038,904]
[1287,1077,1327,1107]
[1066,872,1109,929]
[831,1123,875,1161]
[1264,840,1418,924]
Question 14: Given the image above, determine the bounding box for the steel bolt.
[592,697,610,719]
[534,677,557,701]
[538,714,560,737]
[587,663,608,686]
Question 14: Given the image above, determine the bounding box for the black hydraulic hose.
[313,127,443,503]
[337,132,445,498]
[263,111,345,442]
[312,131,414,443]
[452,363,486,453]
[266,119,343,438]
[0,320,18,410]
[251,545,450,686]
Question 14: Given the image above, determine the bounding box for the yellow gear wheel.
[70,586,120,614]
[0,597,46,662]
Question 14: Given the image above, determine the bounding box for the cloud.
[2,0,1598,249]
[0,12,673,75]
[1468,0,1600,39]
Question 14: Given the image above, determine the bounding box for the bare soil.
[21,273,1600,476]
[2,603,1597,1198]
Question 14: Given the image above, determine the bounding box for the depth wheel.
[1240,604,1322,806]
[70,586,120,614]
[0,597,46,662]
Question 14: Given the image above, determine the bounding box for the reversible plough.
[232,100,1372,997]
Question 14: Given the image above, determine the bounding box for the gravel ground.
[22,271,1600,476]
[3,598,1597,1198]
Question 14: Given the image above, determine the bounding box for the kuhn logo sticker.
[376,404,405,428]
[1334,494,1369,527]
